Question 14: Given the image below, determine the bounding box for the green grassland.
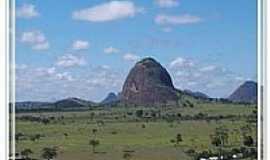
[15,102,258,160]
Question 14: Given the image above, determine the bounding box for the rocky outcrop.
[120,57,179,106]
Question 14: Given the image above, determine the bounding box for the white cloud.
[168,57,248,98]
[169,57,194,68]
[101,65,111,70]
[16,4,39,19]
[72,40,90,50]
[34,67,75,82]
[35,67,56,77]
[21,31,45,43]
[56,54,86,67]
[199,65,217,72]
[155,0,179,8]
[46,67,56,75]
[20,31,49,50]
[72,1,143,22]
[155,14,202,25]
[104,46,120,54]
[32,41,50,50]
[15,64,125,102]
[123,53,140,62]
[56,72,74,81]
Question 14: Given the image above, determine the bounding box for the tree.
[30,134,41,142]
[135,110,143,118]
[170,133,183,147]
[63,133,68,138]
[15,132,24,141]
[243,136,254,147]
[210,135,221,147]
[91,129,98,140]
[41,147,57,160]
[123,153,132,160]
[89,139,100,153]
[210,126,229,158]
[141,124,146,128]
[176,133,183,145]
[240,125,254,147]
[21,148,33,160]
[92,128,97,133]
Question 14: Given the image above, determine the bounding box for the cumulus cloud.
[72,40,90,50]
[15,64,125,102]
[199,65,217,72]
[72,1,143,22]
[123,53,140,62]
[104,46,120,54]
[32,41,49,50]
[56,54,86,68]
[155,0,179,8]
[20,31,49,50]
[56,72,74,81]
[86,66,124,89]
[16,4,39,19]
[169,57,194,68]
[34,67,56,77]
[155,14,202,25]
[168,57,248,98]
[21,31,45,43]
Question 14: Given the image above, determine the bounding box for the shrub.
[21,148,33,160]
[243,136,254,147]
[135,110,143,118]
[123,153,132,160]
[185,149,196,155]
[141,124,146,128]
[41,147,57,160]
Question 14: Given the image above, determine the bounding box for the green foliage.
[89,139,100,153]
[123,152,132,160]
[21,148,33,159]
[41,147,57,160]
[176,133,183,144]
[243,136,254,147]
[210,126,229,158]
[135,110,143,118]
[15,102,257,160]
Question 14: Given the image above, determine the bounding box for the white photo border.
[3,0,268,160]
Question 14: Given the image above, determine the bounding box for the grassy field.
[15,102,258,160]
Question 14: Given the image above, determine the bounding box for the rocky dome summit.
[120,57,179,106]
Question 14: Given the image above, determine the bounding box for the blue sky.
[15,0,257,102]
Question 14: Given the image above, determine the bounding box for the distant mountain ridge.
[55,97,95,108]
[14,101,54,110]
[15,59,258,110]
[101,92,120,105]
[15,97,96,111]
[228,81,257,103]
[183,89,209,99]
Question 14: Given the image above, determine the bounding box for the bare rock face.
[121,57,179,106]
